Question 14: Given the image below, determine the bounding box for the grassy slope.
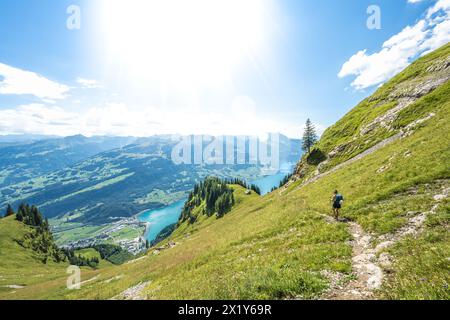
[381,197,449,299]
[0,216,68,297]
[1,44,449,300]
[0,217,114,299]
[313,43,450,172]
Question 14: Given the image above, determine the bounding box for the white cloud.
[0,100,310,139]
[408,0,425,4]
[427,0,450,18]
[0,104,78,136]
[0,63,70,100]
[339,0,450,90]
[76,77,102,89]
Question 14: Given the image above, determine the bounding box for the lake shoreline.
[136,200,186,243]
[136,169,294,244]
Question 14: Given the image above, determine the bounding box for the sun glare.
[96,0,272,89]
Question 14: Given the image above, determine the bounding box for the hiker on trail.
[331,190,344,220]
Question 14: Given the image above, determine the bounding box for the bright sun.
[97,0,272,89]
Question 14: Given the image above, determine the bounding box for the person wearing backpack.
[331,190,344,220]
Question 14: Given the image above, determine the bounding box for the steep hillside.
[0,214,129,298]
[1,44,449,300]
[0,216,68,295]
[296,44,450,179]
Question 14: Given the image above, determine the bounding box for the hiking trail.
[320,185,448,300]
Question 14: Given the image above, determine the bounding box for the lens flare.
[96,0,272,89]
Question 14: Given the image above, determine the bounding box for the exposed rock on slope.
[293,44,450,183]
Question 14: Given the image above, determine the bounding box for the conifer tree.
[302,118,318,154]
[5,204,14,217]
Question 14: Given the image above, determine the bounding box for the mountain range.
[0,134,301,248]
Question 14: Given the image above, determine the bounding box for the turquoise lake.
[138,171,291,242]
[251,173,288,195]
[137,200,186,242]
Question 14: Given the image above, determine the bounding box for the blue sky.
[0,0,448,138]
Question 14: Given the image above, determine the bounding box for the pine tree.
[16,203,25,222]
[5,204,15,217]
[31,206,43,227]
[302,118,318,154]
[44,217,50,232]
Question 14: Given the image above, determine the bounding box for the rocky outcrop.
[334,56,450,163]
[362,57,450,135]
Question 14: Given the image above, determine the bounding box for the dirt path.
[321,221,381,300]
[321,186,448,300]
[111,281,151,300]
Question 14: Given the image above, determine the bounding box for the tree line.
[64,249,100,268]
[92,243,133,265]
[224,178,261,195]
[270,173,294,193]
[179,177,236,224]
[2,204,128,268]
[3,203,66,264]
